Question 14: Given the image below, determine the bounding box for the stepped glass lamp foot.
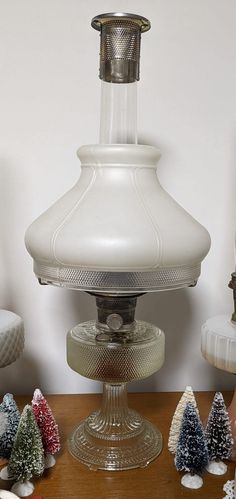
[68,383,162,471]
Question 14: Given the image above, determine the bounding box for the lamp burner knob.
[106,313,123,331]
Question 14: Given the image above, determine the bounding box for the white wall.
[0,0,236,394]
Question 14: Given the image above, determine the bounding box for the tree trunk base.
[206,459,227,475]
[11,480,34,497]
[181,473,203,489]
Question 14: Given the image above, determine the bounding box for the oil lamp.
[25,13,210,470]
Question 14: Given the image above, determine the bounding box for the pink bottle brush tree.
[32,388,60,468]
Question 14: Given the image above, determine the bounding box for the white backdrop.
[0,0,236,394]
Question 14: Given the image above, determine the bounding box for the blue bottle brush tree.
[0,412,8,438]
[175,401,209,489]
[0,393,20,460]
[205,392,233,475]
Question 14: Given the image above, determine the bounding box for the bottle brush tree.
[168,385,198,454]
[0,412,9,470]
[0,412,8,438]
[32,388,60,468]
[175,401,209,489]
[222,478,235,499]
[0,393,20,460]
[205,392,233,475]
[8,404,44,497]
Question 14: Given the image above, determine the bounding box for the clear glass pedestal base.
[66,301,164,471]
[68,384,162,470]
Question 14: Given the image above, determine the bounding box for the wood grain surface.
[0,392,234,499]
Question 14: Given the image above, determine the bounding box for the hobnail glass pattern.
[67,320,165,383]
[34,260,200,293]
[0,311,24,368]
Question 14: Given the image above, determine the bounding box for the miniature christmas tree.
[175,401,209,489]
[0,412,8,437]
[0,412,9,469]
[32,388,60,468]
[7,404,44,497]
[168,385,198,454]
[205,392,233,475]
[223,479,235,499]
[0,394,20,460]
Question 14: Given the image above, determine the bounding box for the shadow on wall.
[131,288,193,392]
[63,289,97,326]
[0,158,13,306]
[0,157,45,395]
[0,156,32,312]
[221,136,236,275]
[132,289,236,393]
[0,353,42,396]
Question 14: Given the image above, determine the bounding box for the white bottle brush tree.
[0,394,20,466]
[7,404,44,497]
[168,385,198,454]
[205,392,233,475]
[32,388,60,468]
[223,479,235,499]
[175,401,209,489]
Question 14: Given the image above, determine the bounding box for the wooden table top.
[0,392,235,499]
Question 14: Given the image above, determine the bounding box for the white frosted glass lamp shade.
[0,310,24,368]
[25,144,210,293]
